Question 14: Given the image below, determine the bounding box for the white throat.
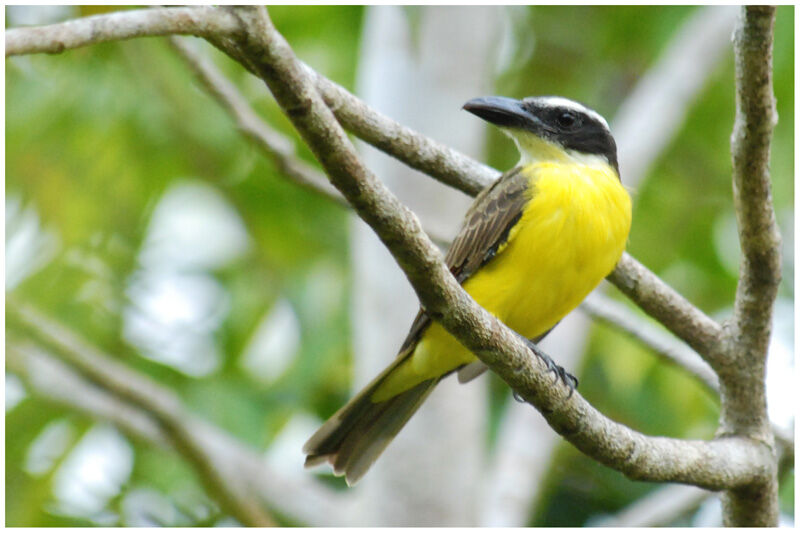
[510,131,612,170]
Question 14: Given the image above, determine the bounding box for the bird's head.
[463,95,618,176]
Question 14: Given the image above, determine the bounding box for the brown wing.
[302,169,534,482]
[444,166,531,283]
[399,166,532,352]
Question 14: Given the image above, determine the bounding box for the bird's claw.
[521,335,578,397]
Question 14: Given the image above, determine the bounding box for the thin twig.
[7,304,356,526]
[581,291,719,393]
[167,36,347,207]
[608,254,725,369]
[7,340,170,447]
[168,36,456,250]
[226,5,773,491]
[593,484,713,527]
[5,6,241,56]
[8,300,276,527]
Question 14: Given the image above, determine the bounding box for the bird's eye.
[556,111,578,129]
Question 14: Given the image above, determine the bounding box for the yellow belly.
[372,161,631,401]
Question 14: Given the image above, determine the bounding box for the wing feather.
[399,167,532,351]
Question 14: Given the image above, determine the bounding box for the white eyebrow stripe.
[533,96,610,130]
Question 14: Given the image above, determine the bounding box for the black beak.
[462,96,532,129]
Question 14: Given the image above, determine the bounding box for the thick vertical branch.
[720,5,780,527]
[729,6,781,379]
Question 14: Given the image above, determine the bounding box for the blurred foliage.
[5,5,793,527]
[7,5,363,526]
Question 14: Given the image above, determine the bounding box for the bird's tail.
[303,352,440,486]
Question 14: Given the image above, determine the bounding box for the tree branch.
[167,36,347,208]
[8,300,275,527]
[7,340,169,447]
[223,5,774,491]
[717,6,781,526]
[7,301,356,526]
[5,7,241,56]
[608,253,725,369]
[7,5,787,521]
[730,7,781,361]
[593,484,713,527]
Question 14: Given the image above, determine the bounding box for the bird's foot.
[519,334,578,397]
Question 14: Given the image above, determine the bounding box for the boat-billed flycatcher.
[304,95,632,485]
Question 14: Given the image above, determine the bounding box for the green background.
[6,6,794,526]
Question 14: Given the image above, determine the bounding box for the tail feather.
[332,379,438,485]
[303,353,440,485]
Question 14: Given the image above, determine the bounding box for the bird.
[303,95,632,485]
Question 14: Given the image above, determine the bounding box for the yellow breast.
[467,161,631,337]
[372,161,631,401]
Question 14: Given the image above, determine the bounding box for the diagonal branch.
[7,340,170,447]
[607,254,725,369]
[6,301,356,526]
[581,291,719,393]
[225,5,773,491]
[305,64,498,196]
[6,6,726,380]
[5,6,241,56]
[170,31,729,394]
[8,300,275,526]
[167,36,347,208]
